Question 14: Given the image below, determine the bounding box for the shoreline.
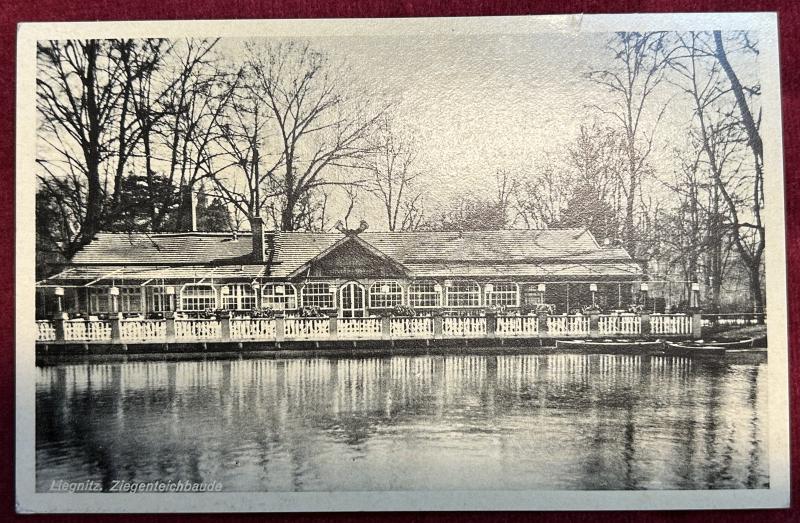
[34,340,768,366]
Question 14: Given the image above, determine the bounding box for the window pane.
[180,285,216,311]
[408,281,440,308]
[119,287,142,312]
[221,284,256,310]
[369,281,403,308]
[301,282,334,309]
[485,282,519,307]
[446,281,480,307]
[262,283,298,310]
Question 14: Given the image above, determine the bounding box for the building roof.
[51,228,642,282]
[70,232,255,265]
[268,229,640,278]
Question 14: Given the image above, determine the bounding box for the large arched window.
[301,282,335,309]
[221,284,257,310]
[262,283,298,310]
[369,281,403,309]
[180,284,217,311]
[408,281,441,308]
[446,280,481,307]
[484,282,519,307]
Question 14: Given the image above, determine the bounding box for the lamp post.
[640,282,649,311]
[691,282,700,308]
[166,286,176,312]
[109,286,120,314]
[54,286,64,315]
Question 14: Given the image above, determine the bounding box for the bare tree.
[588,32,674,254]
[37,40,134,253]
[364,116,424,231]
[667,31,764,313]
[207,64,284,230]
[245,40,382,231]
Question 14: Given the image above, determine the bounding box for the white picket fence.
[547,315,591,337]
[495,315,539,337]
[443,316,487,337]
[63,320,112,342]
[174,319,221,340]
[36,320,57,341]
[650,314,693,335]
[120,319,167,341]
[390,317,434,338]
[284,317,330,340]
[598,314,641,336]
[230,318,276,340]
[34,313,697,343]
[338,317,382,339]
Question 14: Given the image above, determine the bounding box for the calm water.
[36,353,769,491]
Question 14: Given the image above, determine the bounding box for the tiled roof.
[70,232,255,265]
[45,265,267,283]
[268,229,639,278]
[60,229,642,281]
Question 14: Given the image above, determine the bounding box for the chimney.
[179,186,198,232]
[250,216,265,262]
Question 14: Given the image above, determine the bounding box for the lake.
[36,353,768,491]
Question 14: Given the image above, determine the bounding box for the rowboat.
[663,337,756,356]
[555,339,663,351]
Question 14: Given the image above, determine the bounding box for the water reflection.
[36,353,769,492]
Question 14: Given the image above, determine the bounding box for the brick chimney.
[250,216,265,262]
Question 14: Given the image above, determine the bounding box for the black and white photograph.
[15,13,789,512]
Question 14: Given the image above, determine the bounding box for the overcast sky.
[221,31,715,229]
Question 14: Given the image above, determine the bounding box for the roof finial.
[334,219,368,236]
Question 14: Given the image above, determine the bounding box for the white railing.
[34,312,698,344]
[547,315,591,337]
[338,317,382,339]
[174,319,221,340]
[230,318,276,340]
[598,314,641,336]
[390,317,434,338]
[651,314,693,335]
[443,316,487,337]
[36,320,56,342]
[63,320,112,342]
[284,317,330,340]
[496,315,539,337]
[120,319,166,341]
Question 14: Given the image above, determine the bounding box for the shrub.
[298,306,326,318]
[390,305,416,317]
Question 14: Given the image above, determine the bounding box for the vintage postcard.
[15,13,789,512]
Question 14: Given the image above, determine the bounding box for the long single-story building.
[37,219,648,319]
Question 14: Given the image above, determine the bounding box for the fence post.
[165,312,176,343]
[433,313,443,339]
[640,312,651,336]
[275,314,285,343]
[53,317,66,342]
[220,312,231,342]
[381,315,391,340]
[110,313,122,343]
[485,311,497,338]
[538,313,548,339]
[589,312,600,338]
[692,312,702,339]
[329,314,338,340]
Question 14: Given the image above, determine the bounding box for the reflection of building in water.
[35,355,769,491]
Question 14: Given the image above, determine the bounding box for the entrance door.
[339,282,366,317]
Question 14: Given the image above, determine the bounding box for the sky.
[218,32,659,229]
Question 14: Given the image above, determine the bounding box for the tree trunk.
[81,40,103,246]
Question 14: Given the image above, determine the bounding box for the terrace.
[35,310,701,347]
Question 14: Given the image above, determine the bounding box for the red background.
[1,1,796,521]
